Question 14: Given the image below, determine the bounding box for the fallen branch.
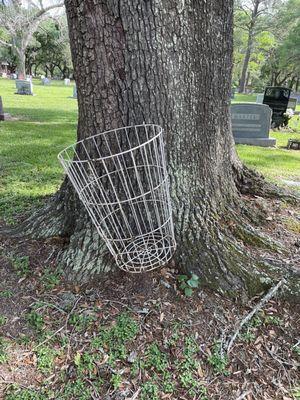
[224,279,285,354]
[235,390,252,400]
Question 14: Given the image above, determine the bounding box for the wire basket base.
[115,233,176,273]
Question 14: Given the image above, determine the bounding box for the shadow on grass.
[2,107,78,123]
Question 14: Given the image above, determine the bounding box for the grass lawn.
[0,78,299,223]
[0,78,77,222]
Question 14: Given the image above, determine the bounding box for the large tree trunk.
[9,0,299,296]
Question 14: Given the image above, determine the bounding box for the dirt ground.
[0,195,299,400]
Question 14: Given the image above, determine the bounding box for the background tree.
[235,0,278,93]
[0,0,64,77]
[26,17,73,78]
[261,0,300,89]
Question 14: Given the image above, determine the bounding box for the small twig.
[130,389,141,400]
[32,296,82,351]
[235,390,252,400]
[225,279,285,354]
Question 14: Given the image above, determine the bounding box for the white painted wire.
[58,124,176,273]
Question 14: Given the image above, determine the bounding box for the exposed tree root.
[235,165,300,205]
[0,167,299,298]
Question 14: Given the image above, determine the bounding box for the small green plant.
[110,373,122,390]
[292,386,300,400]
[60,379,92,400]
[26,311,44,331]
[0,337,8,364]
[40,268,61,290]
[0,289,13,298]
[145,342,168,373]
[0,315,7,326]
[207,342,229,375]
[5,386,46,400]
[177,273,199,296]
[10,255,30,277]
[264,315,283,326]
[293,345,300,356]
[69,313,95,332]
[240,329,256,343]
[141,381,160,400]
[92,312,139,366]
[36,346,57,374]
[74,351,98,377]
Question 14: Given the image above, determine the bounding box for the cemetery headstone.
[291,92,300,103]
[256,93,264,104]
[73,85,77,99]
[11,73,17,80]
[287,97,297,111]
[64,78,71,86]
[0,96,11,120]
[42,77,51,85]
[1,72,7,78]
[15,79,33,95]
[263,86,291,128]
[231,103,275,147]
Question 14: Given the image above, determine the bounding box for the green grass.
[0,81,299,223]
[0,78,77,222]
[233,94,300,187]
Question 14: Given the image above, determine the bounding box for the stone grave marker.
[42,77,51,85]
[15,79,33,95]
[291,92,300,103]
[231,103,275,147]
[73,85,77,99]
[263,86,291,127]
[287,97,297,111]
[0,96,11,120]
[256,93,264,103]
[64,78,71,86]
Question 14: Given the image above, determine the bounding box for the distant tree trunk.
[238,0,260,93]
[15,48,26,78]
[14,0,299,296]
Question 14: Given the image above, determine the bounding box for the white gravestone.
[64,78,71,86]
[73,85,77,99]
[256,93,264,104]
[42,77,51,85]
[15,79,33,95]
[231,103,275,147]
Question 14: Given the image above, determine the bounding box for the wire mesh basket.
[58,124,176,273]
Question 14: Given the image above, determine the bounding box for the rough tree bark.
[10,0,299,297]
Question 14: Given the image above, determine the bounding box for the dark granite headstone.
[263,86,291,127]
[231,103,275,147]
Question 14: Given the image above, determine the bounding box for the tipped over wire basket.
[58,124,176,273]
